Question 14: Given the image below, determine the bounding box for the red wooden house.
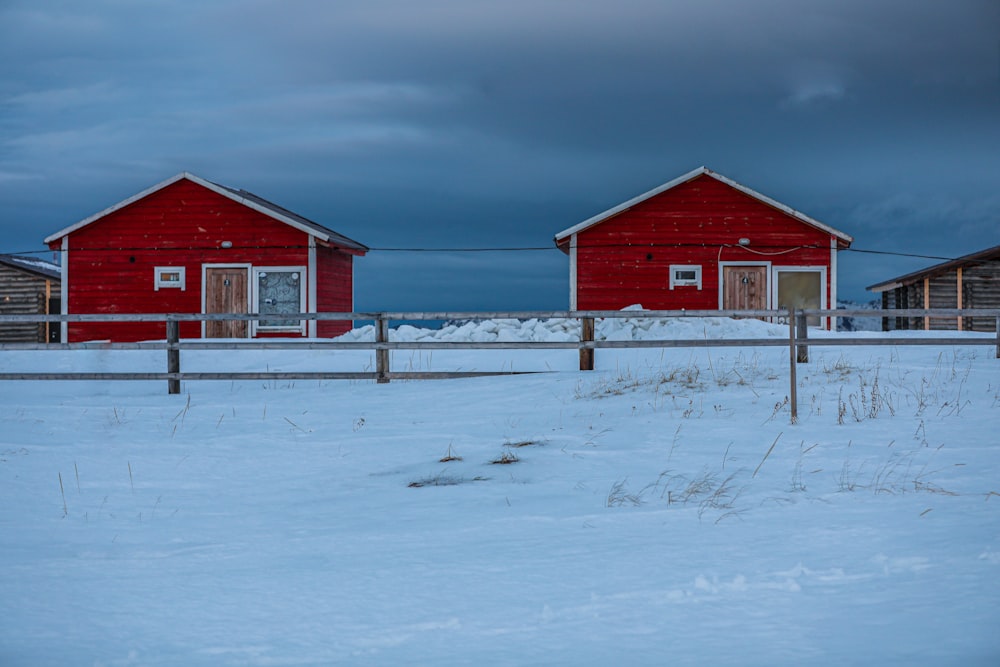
[554,166,853,329]
[44,172,367,342]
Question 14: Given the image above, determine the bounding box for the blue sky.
[1,0,997,308]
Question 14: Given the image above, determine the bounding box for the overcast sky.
[1,0,997,308]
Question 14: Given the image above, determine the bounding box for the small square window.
[154,267,186,291]
[669,265,702,290]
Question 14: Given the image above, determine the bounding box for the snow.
[342,310,786,343]
[1,316,999,666]
[0,254,61,276]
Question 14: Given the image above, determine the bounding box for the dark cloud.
[1,0,997,306]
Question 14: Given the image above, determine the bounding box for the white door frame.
[201,263,251,338]
[717,261,772,309]
[250,265,307,337]
[771,265,828,329]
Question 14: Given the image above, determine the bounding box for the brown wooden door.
[204,267,248,338]
[722,266,768,311]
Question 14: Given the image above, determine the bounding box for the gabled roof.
[554,166,853,247]
[43,172,368,252]
[867,244,1000,292]
[0,254,61,280]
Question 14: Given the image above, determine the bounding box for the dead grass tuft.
[408,474,488,488]
[490,451,520,465]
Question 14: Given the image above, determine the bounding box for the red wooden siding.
[316,245,354,337]
[50,178,356,342]
[574,174,835,312]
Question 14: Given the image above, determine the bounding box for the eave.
[867,244,1000,292]
[43,172,368,253]
[553,166,853,249]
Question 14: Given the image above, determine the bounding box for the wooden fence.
[1,308,998,422]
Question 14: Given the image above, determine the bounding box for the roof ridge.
[867,243,1000,291]
[43,173,368,252]
[553,167,852,246]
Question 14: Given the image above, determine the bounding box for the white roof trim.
[44,172,332,244]
[554,166,853,245]
[868,281,903,293]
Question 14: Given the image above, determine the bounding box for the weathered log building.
[0,254,61,343]
[867,244,1000,332]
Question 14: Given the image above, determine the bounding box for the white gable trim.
[556,166,709,241]
[43,172,332,245]
[554,166,853,246]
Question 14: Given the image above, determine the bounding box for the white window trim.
[251,266,307,335]
[669,264,702,290]
[154,266,186,291]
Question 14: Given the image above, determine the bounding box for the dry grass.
[439,444,463,462]
[490,451,519,465]
[505,439,542,448]
[408,474,488,488]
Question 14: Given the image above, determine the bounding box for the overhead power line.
[3,243,984,264]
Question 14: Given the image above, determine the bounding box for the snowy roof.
[553,166,853,246]
[0,254,61,280]
[867,244,1000,292]
[43,172,368,252]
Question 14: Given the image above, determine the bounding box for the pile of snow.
[336,306,787,344]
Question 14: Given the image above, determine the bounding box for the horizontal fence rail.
[1,308,998,421]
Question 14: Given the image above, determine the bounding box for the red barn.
[554,167,853,329]
[45,172,367,342]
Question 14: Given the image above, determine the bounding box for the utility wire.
[3,243,989,264]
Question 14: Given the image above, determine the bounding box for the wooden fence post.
[796,311,809,363]
[788,308,798,423]
[579,316,595,371]
[166,318,180,395]
[376,314,390,384]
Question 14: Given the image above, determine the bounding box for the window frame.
[154,266,186,291]
[771,265,828,329]
[251,266,307,335]
[669,264,703,290]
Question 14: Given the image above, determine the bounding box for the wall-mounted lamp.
[220,241,233,249]
[738,238,751,246]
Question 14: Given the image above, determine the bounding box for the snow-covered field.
[1,317,998,666]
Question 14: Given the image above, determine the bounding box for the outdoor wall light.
[220,241,233,248]
[738,238,751,246]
